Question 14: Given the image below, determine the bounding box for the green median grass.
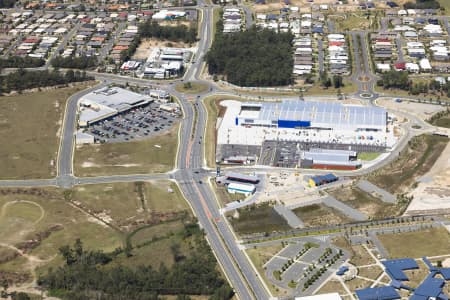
[74,124,179,176]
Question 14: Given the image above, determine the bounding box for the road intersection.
[0,3,448,299]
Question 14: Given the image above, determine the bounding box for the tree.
[377,70,410,90]
[1,279,8,293]
[65,69,75,82]
[206,27,293,87]
[12,292,31,300]
[333,75,344,89]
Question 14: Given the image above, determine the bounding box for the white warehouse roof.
[296,293,342,300]
[239,100,387,128]
[78,87,152,127]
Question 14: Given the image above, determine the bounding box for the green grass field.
[69,181,189,229]
[358,265,383,280]
[0,84,91,179]
[229,203,291,234]
[332,14,372,32]
[428,110,450,128]
[246,243,288,296]
[358,152,381,161]
[129,220,185,246]
[174,82,208,94]
[378,227,450,258]
[434,117,450,128]
[74,124,179,176]
[0,181,194,288]
[440,0,450,14]
[0,187,122,284]
[303,79,357,96]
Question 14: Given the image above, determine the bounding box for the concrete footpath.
[274,205,304,228]
[357,180,396,204]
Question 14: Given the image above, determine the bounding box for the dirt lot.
[74,124,179,176]
[248,0,362,13]
[377,98,446,122]
[132,38,191,60]
[365,134,449,194]
[68,181,189,231]
[293,203,353,227]
[358,265,383,280]
[0,84,91,179]
[315,279,348,295]
[328,186,398,219]
[212,181,245,206]
[407,142,450,213]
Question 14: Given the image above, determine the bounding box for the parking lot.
[264,238,349,294]
[83,102,181,143]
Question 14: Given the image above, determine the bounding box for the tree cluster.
[120,35,141,62]
[319,72,344,89]
[378,70,450,97]
[404,0,440,9]
[428,80,450,98]
[0,0,16,8]
[138,21,197,44]
[51,55,97,69]
[120,21,197,62]
[0,69,93,93]
[377,70,410,90]
[38,226,234,300]
[206,26,294,87]
[0,56,44,68]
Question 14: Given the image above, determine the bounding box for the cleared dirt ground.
[132,38,191,60]
[377,98,446,122]
[248,0,362,13]
[365,134,448,195]
[407,142,450,213]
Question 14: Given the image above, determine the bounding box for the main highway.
[0,3,448,300]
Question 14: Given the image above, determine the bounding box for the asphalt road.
[395,37,404,62]
[317,38,324,73]
[0,5,448,300]
[57,83,107,178]
[45,22,82,69]
[242,5,253,30]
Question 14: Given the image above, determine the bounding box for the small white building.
[76,131,95,144]
[419,58,432,72]
[160,103,179,112]
[296,293,342,300]
[227,183,255,196]
[377,63,391,72]
[406,62,420,73]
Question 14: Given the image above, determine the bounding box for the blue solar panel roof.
[414,275,445,298]
[382,259,419,281]
[440,268,450,280]
[256,100,387,128]
[355,286,400,300]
